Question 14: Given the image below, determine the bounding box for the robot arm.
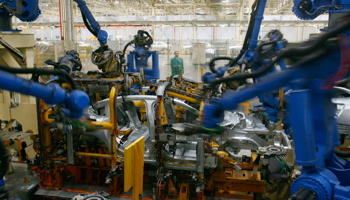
[203,69,295,128]
[74,0,108,46]
[202,17,350,129]
[0,66,89,118]
[0,0,107,45]
[293,0,350,20]
[0,0,41,22]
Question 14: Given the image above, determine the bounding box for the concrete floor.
[5,162,32,200]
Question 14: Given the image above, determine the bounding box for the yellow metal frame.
[75,152,112,159]
[201,67,204,81]
[199,101,205,121]
[279,88,284,107]
[79,46,92,61]
[124,136,145,200]
[34,48,55,67]
[177,183,190,200]
[238,100,250,114]
[167,91,201,104]
[43,104,56,123]
[76,87,120,166]
[134,101,147,125]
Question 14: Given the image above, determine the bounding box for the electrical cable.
[209,58,279,86]
[335,149,350,158]
[228,0,260,65]
[209,57,235,74]
[0,64,78,89]
[123,41,135,57]
[304,0,342,17]
[208,0,260,73]
[81,10,97,37]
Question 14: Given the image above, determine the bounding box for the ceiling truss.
[38,0,298,19]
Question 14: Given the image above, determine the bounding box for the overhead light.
[223,0,229,2]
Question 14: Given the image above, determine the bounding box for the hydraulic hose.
[0,65,78,89]
[289,187,317,200]
[227,0,260,66]
[81,11,97,37]
[209,58,279,86]
[209,13,350,86]
[335,149,350,158]
[209,57,235,73]
[256,40,278,53]
[123,40,135,56]
[0,137,9,181]
[281,13,350,57]
[208,0,260,73]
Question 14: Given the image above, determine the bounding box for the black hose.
[209,58,279,86]
[256,40,278,53]
[0,137,9,181]
[227,0,261,66]
[209,13,350,86]
[123,40,135,56]
[0,65,78,89]
[335,149,350,158]
[289,187,317,200]
[281,14,350,57]
[208,1,260,73]
[268,29,283,41]
[209,57,235,73]
[81,11,97,37]
[230,13,257,65]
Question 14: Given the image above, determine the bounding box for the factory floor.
[5,161,30,200]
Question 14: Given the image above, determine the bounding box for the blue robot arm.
[0,0,41,22]
[45,50,82,74]
[0,68,89,118]
[203,0,288,124]
[293,0,350,20]
[202,16,350,199]
[74,0,108,46]
[203,68,294,128]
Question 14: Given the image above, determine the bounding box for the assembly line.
[0,0,350,199]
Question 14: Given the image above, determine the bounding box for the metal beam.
[19,20,327,27]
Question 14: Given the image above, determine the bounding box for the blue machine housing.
[127,46,159,83]
[0,0,41,31]
[0,0,41,21]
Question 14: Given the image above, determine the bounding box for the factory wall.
[32,25,321,45]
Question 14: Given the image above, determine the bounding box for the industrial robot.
[198,0,350,199]
[74,0,124,78]
[0,64,90,199]
[203,0,350,136]
[124,30,160,83]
